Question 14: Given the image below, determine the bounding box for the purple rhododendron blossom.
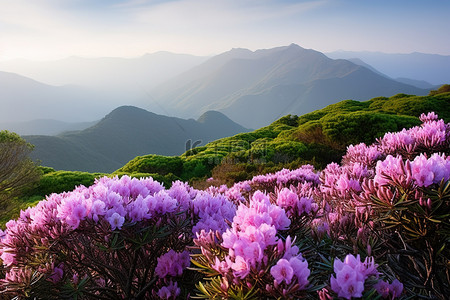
[271,258,294,285]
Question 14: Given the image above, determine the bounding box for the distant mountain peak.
[197,110,231,123]
[102,105,155,122]
[107,105,147,114]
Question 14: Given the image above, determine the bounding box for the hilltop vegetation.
[2,88,449,226]
[118,90,450,186]
[1,110,449,299]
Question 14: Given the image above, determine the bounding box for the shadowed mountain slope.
[25,106,248,173]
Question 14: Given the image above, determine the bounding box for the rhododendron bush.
[0,112,449,299]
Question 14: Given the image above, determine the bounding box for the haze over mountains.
[326,50,450,86]
[149,44,428,128]
[24,106,248,173]
[0,119,98,136]
[0,52,208,123]
[1,43,447,131]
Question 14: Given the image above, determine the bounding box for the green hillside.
[2,88,449,227]
[117,90,450,185]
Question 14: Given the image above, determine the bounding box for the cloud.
[0,0,448,60]
[128,0,327,29]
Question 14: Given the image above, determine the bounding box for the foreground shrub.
[0,112,449,299]
[0,176,237,299]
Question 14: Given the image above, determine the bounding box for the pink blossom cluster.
[219,191,291,279]
[373,153,450,188]
[377,112,449,157]
[320,162,372,201]
[270,237,310,289]
[0,175,232,297]
[2,112,449,298]
[342,143,383,167]
[192,191,236,234]
[252,165,320,187]
[223,165,320,203]
[411,153,450,187]
[155,249,191,278]
[156,280,180,299]
[193,190,311,297]
[374,278,404,299]
[330,254,381,299]
[276,187,315,216]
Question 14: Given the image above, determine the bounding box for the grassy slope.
[3,91,449,227]
[119,92,449,177]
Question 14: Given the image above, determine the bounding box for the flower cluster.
[192,191,236,235]
[1,112,449,299]
[155,250,191,278]
[0,176,205,298]
[330,254,380,299]
[193,191,311,298]
[377,112,449,158]
[374,279,404,299]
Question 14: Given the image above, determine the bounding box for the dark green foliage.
[429,84,450,96]
[0,130,41,208]
[320,111,418,145]
[31,170,104,198]
[115,154,183,176]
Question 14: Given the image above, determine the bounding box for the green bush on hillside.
[115,154,183,176]
[31,170,104,198]
[116,89,450,185]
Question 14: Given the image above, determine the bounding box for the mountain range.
[0,119,97,136]
[0,52,208,123]
[0,52,208,89]
[326,50,450,86]
[148,44,428,128]
[0,71,113,123]
[2,44,446,130]
[24,106,248,173]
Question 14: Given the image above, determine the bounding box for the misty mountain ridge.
[0,119,98,136]
[326,50,450,85]
[0,71,113,123]
[0,52,209,124]
[0,51,209,88]
[1,44,443,129]
[24,106,249,173]
[148,44,428,128]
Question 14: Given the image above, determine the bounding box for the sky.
[0,0,449,61]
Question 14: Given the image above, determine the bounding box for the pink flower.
[298,197,312,214]
[375,280,390,298]
[90,200,106,222]
[289,256,310,289]
[276,188,299,208]
[49,265,64,284]
[331,254,379,299]
[107,212,124,230]
[243,242,263,265]
[155,250,190,278]
[375,279,403,299]
[420,112,439,123]
[390,279,403,298]
[271,258,294,285]
[212,257,230,275]
[231,255,251,279]
[157,281,180,299]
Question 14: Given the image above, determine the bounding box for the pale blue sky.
[0,0,449,60]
